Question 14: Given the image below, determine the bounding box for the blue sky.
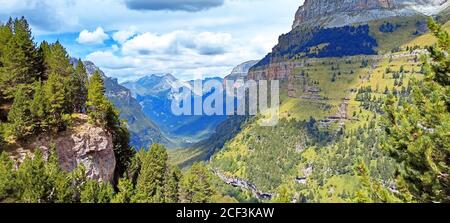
[0,0,303,81]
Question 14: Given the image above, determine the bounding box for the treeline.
[0,144,229,203]
[0,17,133,181]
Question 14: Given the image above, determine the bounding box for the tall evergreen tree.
[179,163,215,203]
[134,144,169,203]
[43,72,66,132]
[0,17,43,99]
[0,152,16,200]
[30,81,47,131]
[383,19,450,202]
[16,150,50,203]
[70,59,88,113]
[87,71,109,125]
[7,85,34,140]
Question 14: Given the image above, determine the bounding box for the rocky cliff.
[224,60,259,81]
[248,0,449,81]
[9,115,116,182]
[293,0,448,29]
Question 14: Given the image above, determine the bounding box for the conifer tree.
[0,18,43,99]
[134,144,169,203]
[179,163,215,203]
[44,147,74,203]
[43,72,66,132]
[164,166,181,203]
[87,71,109,125]
[0,152,16,200]
[16,150,50,203]
[80,180,114,203]
[7,86,34,140]
[70,59,88,113]
[30,81,47,131]
[383,19,450,202]
[112,177,135,203]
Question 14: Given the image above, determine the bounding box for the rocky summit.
[292,0,448,28]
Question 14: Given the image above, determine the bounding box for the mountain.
[70,59,173,149]
[292,0,448,29]
[224,60,259,81]
[210,1,450,202]
[122,75,227,146]
[249,0,449,80]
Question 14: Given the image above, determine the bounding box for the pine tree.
[80,180,114,203]
[179,163,215,203]
[87,71,109,125]
[16,150,50,203]
[7,86,34,140]
[30,81,47,131]
[112,177,135,203]
[44,147,74,203]
[70,59,88,113]
[164,166,181,203]
[0,152,16,200]
[0,18,43,99]
[383,19,450,202]
[43,72,66,132]
[134,144,169,203]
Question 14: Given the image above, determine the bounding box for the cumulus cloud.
[76,27,110,45]
[86,51,140,69]
[122,30,232,56]
[85,29,267,81]
[124,0,224,12]
[112,27,137,44]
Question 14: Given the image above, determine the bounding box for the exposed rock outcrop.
[11,115,116,183]
[224,60,259,81]
[292,0,448,29]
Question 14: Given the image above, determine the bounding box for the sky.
[0,0,303,82]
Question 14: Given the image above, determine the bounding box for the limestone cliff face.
[292,0,448,29]
[224,60,260,81]
[12,115,116,183]
[248,0,448,81]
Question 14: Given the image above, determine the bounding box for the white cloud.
[85,29,271,81]
[121,30,233,56]
[77,27,109,45]
[86,51,140,69]
[112,27,137,44]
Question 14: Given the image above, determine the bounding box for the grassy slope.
[209,17,450,201]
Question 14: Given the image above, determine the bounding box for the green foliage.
[43,72,67,131]
[0,17,43,99]
[179,163,215,203]
[87,71,109,125]
[70,59,88,113]
[80,180,114,203]
[6,86,34,140]
[112,177,135,203]
[383,19,450,202]
[134,144,170,202]
[0,152,15,200]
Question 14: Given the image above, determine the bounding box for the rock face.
[248,0,448,81]
[30,115,116,182]
[224,60,259,81]
[292,0,448,29]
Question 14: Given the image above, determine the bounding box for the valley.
[0,0,448,204]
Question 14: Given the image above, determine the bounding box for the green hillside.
[210,18,450,202]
